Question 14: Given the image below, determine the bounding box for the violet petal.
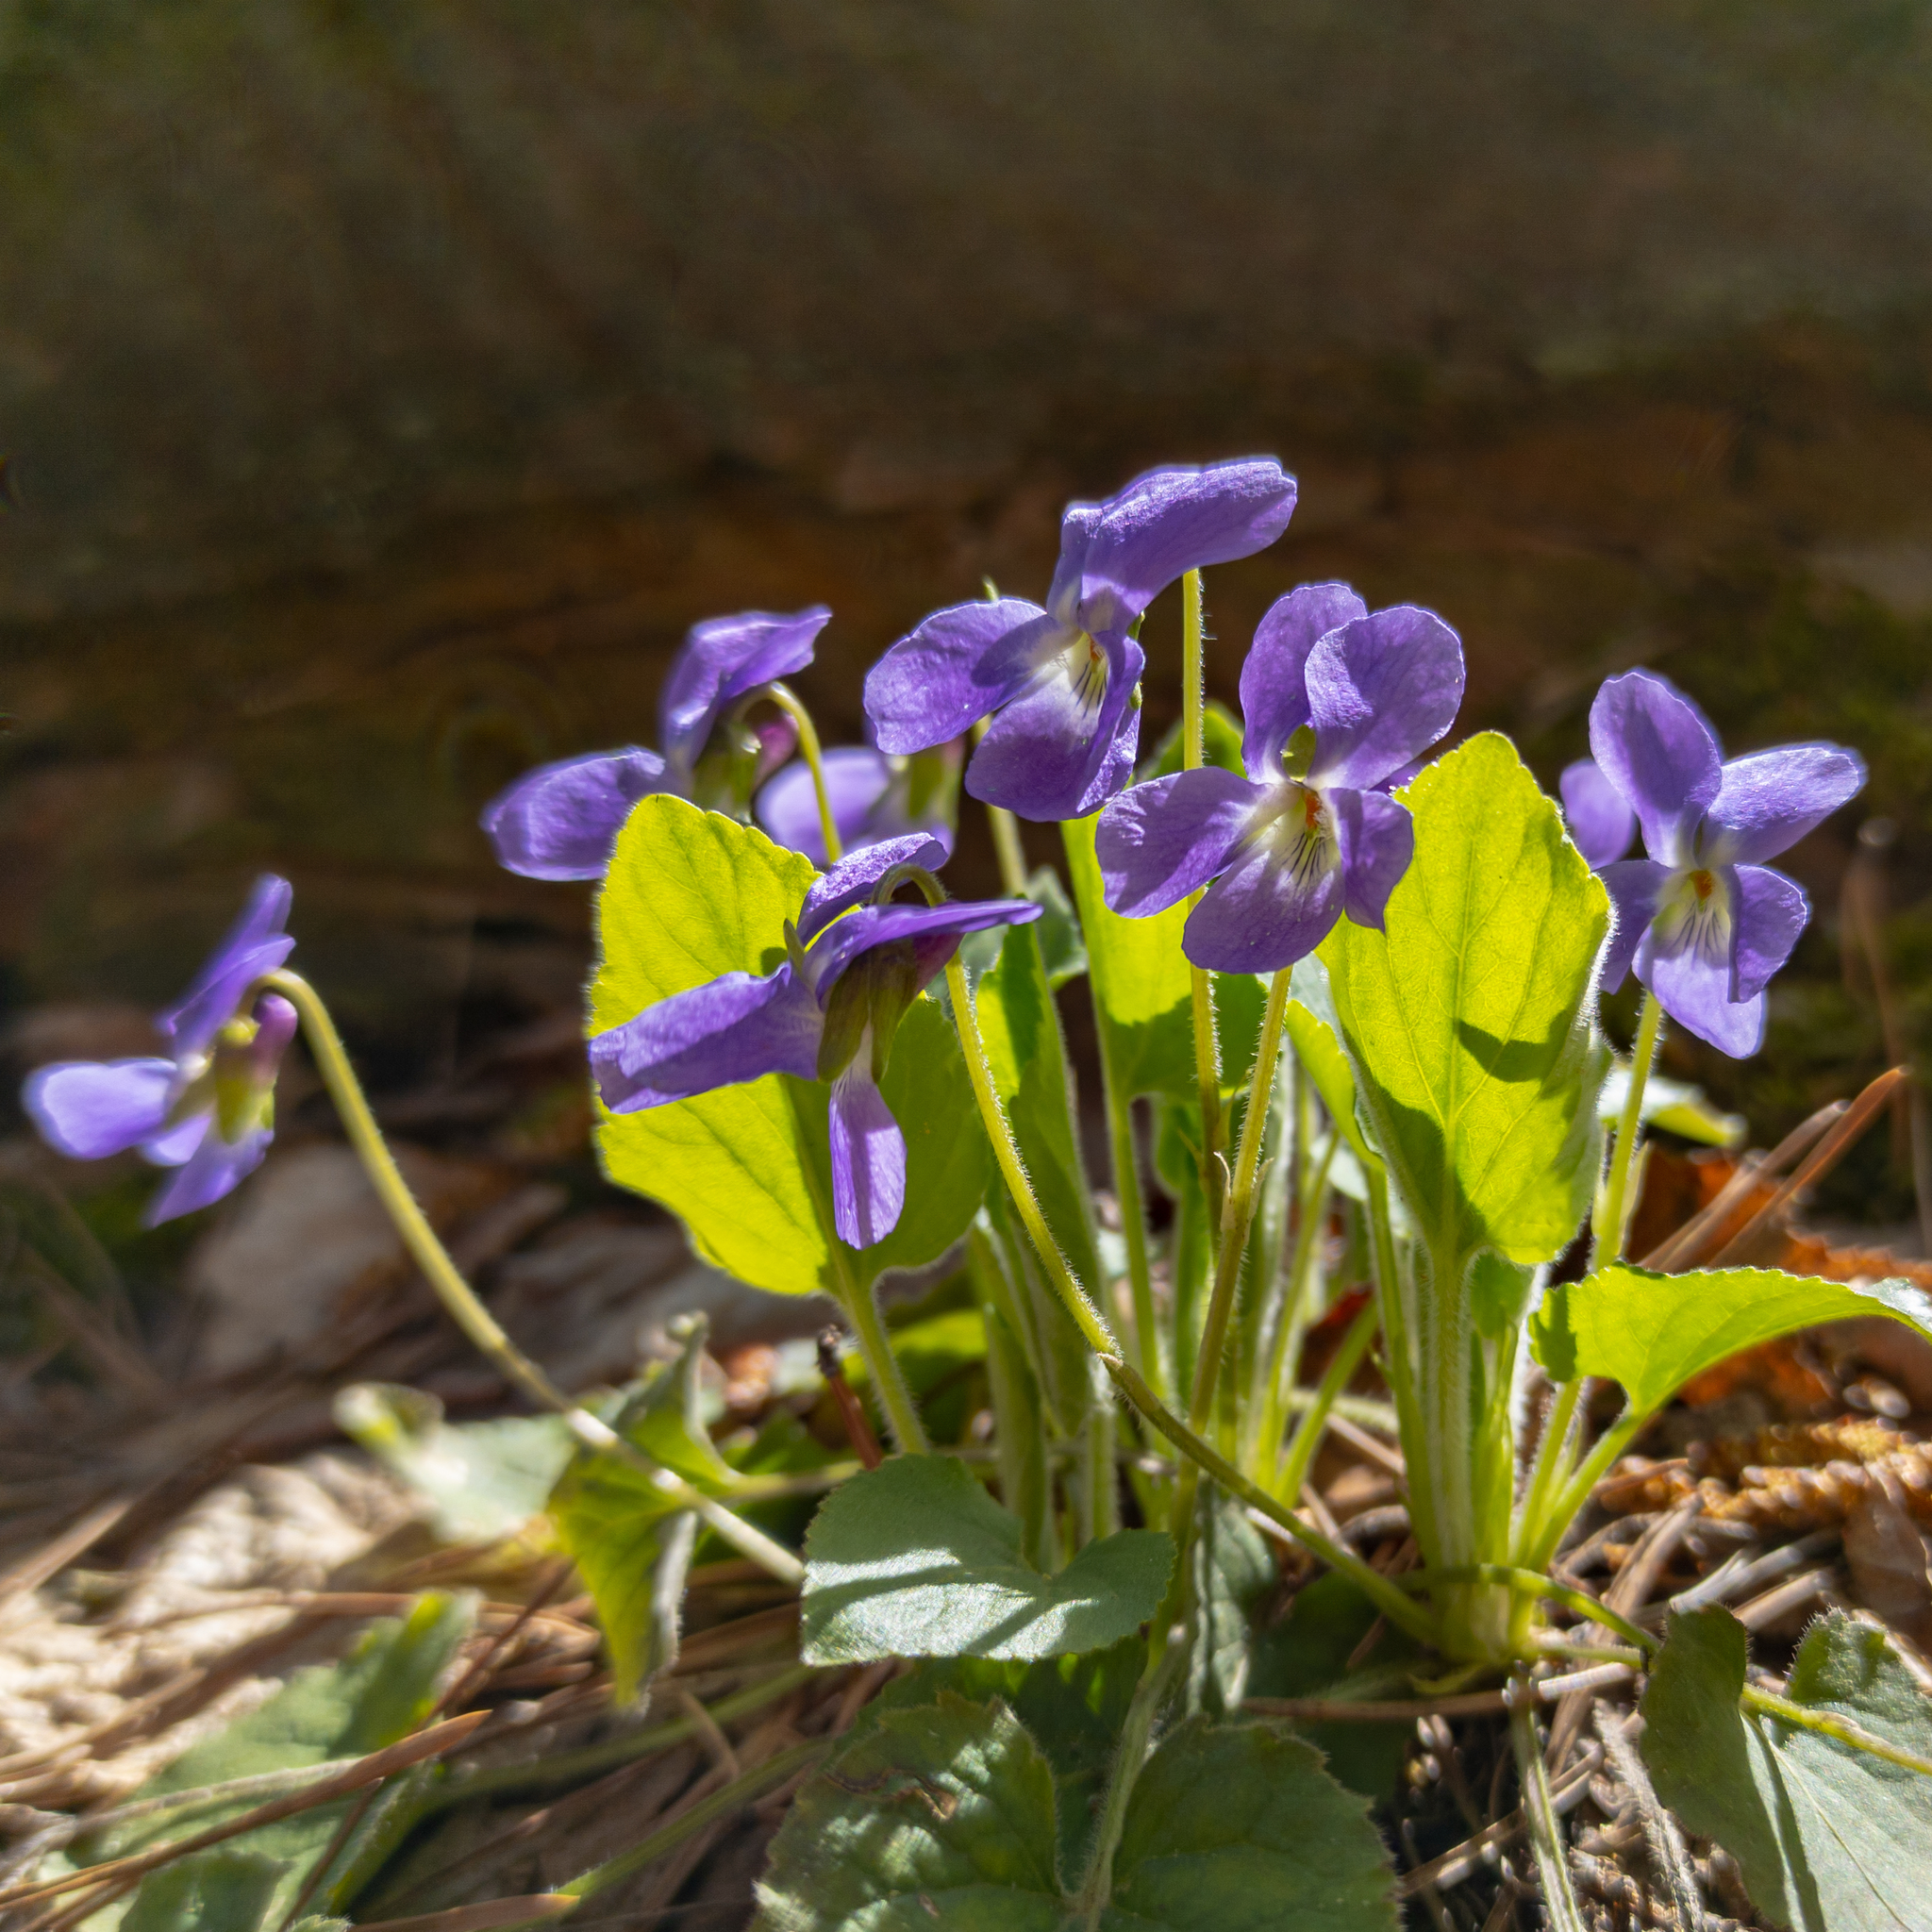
[143,1124,268,1226]
[797,833,952,945]
[864,599,1052,756]
[24,1058,178,1160]
[1239,582,1367,779]
[1589,671,1723,861]
[1181,842,1344,974]
[1638,930,1766,1058]
[964,631,1145,821]
[591,966,823,1112]
[1559,758,1637,869]
[658,607,831,773]
[158,876,295,1056]
[1598,858,1668,991]
[1707,743,1867,866]
[758,748,894,865]
[1730,863,1809,1005]
[1074,459,1298,632]
[827,1062,907,1249]
[1094,768,1260,918]
[1306,607,1465,792]
[802,898,1041,1000]
[1331,787,1414,931]
[481,747,673,881]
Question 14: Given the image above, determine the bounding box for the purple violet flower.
[590,836,1039,1248]
[863,460,1299,823]
[1093,584,1464,972]
[1586,670,1865,1056]
[1559,758,1637,870]
[756,741,962,868]
[23,876,300,1224]
[481,607,830,881]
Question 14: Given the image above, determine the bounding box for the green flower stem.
[1251,1121,1339,1479]
[1363,1160,1439,1566]
[1526,1407,1647,1575]
[1180,568,1225,1231]
[1273,1292,1378,1506]
[764,681,842,865]
[943,954,1117,1357]
[836,1246,932,1457]
[263,968,805,1588]
[1510,1689,1589,1932]
[1511,1374,1586,1566]
[971,1221,1055,1568]
[1163,969,1293,1560]
[1075,1638,1187,1928]
[1740,1683,1932,1778]
[1105,1354,1439,1644]
[1594,987,1664,1264]
[1105,1062,1163,1395]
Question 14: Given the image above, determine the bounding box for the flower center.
[1247,780,1339,889]
[1653,864,1731,964]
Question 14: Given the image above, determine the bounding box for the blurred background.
[5,0,1932,1242]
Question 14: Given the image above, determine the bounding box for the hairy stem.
[764,681,842,865]
[265,968,804,1585]
[1593,988,1663,1264]
[1274,1293,1378,1505]
[1510,1690,1588,1932]
[1180,568,1224,1230]
[1163,970,1292,1576]
[1105,1065,1162,1395]
[943,955,1115,1357]
[1106,1355,1438,1643]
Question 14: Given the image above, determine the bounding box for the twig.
[0,1713,486,1910]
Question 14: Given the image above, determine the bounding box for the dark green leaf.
[333,1383,573,1542]
[1321,732,1609,1273]
[874,1640,1145,1887]
[123,1850,287,1932]
[593,794,991,1296]
[1532,1263,1932,1427]
[1189,1491,1274,1717]
[1025,865,1089,990]
[801,1454,1173,1663]
[97,1595,475,1925]
[1248,1574,1421,1802]
[1101,1716,1399,1930]
[753,1692,1067,1931]
[1642,1607,1932,1932]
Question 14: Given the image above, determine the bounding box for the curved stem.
[1180,569,1224,1229]
[1274,1292,1378,1505]
[1511,1690,1588,1932]
[1399,1563,1657,1655]
[1161,970,1292,1574]
[840,1254,931,1457]
[764,681,841,865]
[943,954,1116,1357]
[1511,1374,1585,1565]
[264,969,804,1586]
[1105,1065,1161,1395]
[1106,1355,1438,1643]
[1593,988,1663,1264]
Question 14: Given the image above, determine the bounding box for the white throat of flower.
[1247,776,1340,890]
[1652,863,1732,964]
[1024,622,1110,737]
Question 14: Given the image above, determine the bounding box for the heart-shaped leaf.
[592,794,991,1294]
[1642,1607,1932,1932]
[1320,732,1609,1274]
[800,1454,1173,1664]
[1531,1262,1932,1427]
